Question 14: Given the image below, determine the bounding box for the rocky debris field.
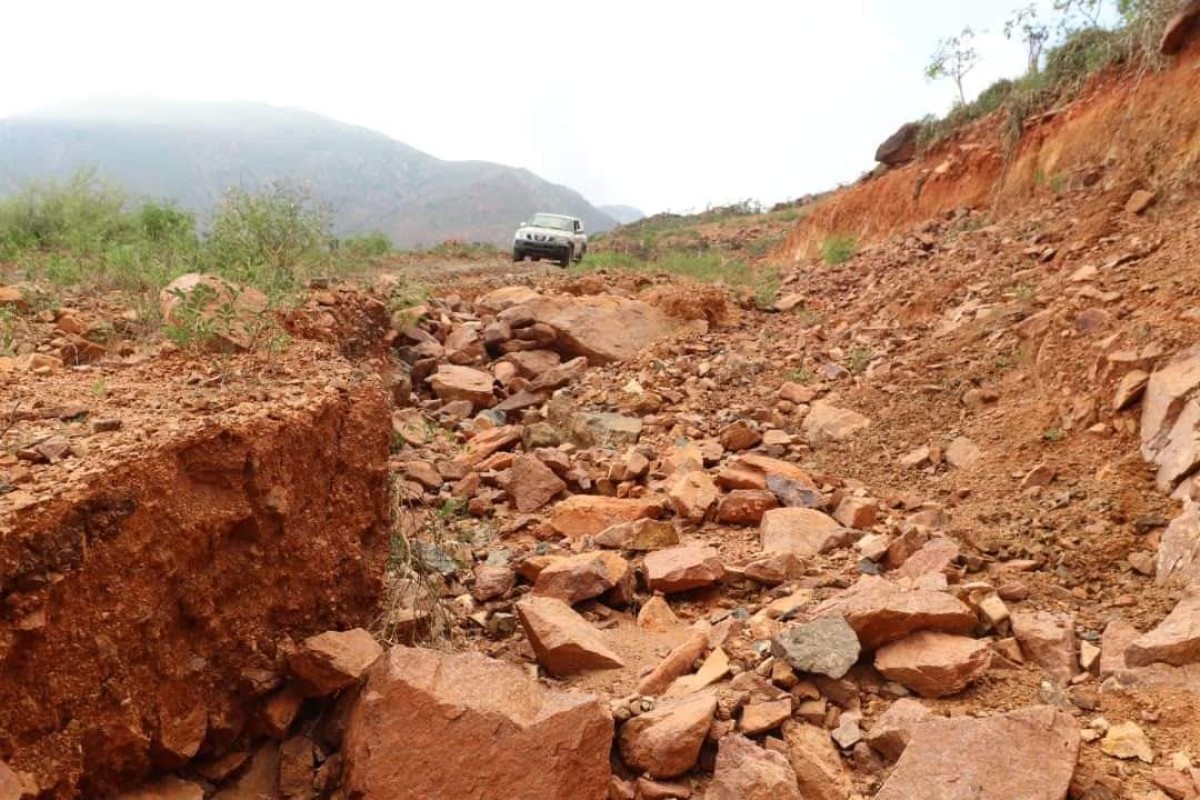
[2,173,1200,799]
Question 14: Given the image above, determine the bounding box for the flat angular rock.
[1100,721,1153,762]
[503,349,561,379]
[637,630,709,696]
[1141,345,1200,490]
[550,495,662,538]
[781,721,854,800]
[1114,370,1150,410]
[864,698,932,761]
[1125,590,1200,667]
[834,496,877,529]
[508,454,567,512]
[1157,501,1200,585]
[517,596,624,675]
[533,551,632,606]
[594,519,680,551]
[519,293,672,364]
[618,692,717,778]
[708,734,801,800]
[874,631,990,698]
[944,436,982,469]
[429,364,496,409]
[288,629,383,697]
[813,576,977,650]
[568,411,643,448]
[874,706,1079,800]
[637,596,681,632]
[760,508,853,558]
[645,546,724,594]
[343,647,613,800]
[771,617,861,679]
[803,401,870,447]
[717,454,816,491]
[1012,610,1078,682]
[455,425,522,467]
[719,420,763,452]
[716,489,779,526]
[666,469,719,523]
[892,537,960,581]
[739,698,792,735]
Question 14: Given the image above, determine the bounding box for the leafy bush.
[204,182,333,293]
[341,231,393,258]
[821,235,858,265]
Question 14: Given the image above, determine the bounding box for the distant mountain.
[598,204,645,225]
[0,98,619,248]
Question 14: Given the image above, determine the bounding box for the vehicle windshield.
[529,214,574,231]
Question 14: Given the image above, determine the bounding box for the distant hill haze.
[597,205,645,225]
[0,99,623,248]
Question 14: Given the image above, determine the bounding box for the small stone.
[874,632,991,698]
[533,551,632,606]
[944,437,982,470]
[760,508,853,559]
[834,496,877,529]
[865,698,932,762]
[717,489,779,526]
[508,454,567,512]
[666,469,719,523]
[740,698,792,736]
[288,629,384,697]
[1100,721,1153,763]
[1012,611,1078,683]
[720,420,763,452]
[619,692,717,779]
[708,734,801,800]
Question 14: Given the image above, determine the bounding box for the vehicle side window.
[573,220,580,232]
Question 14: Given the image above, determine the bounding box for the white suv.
[513,213,587,267]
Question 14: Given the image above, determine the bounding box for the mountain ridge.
[0,99,621,248]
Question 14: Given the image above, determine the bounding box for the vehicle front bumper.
[514,239,571,258]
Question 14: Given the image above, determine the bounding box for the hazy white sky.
[1,1,1065,214]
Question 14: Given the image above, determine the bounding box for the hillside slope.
[0,99,619,247]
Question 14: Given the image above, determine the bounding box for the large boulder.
[875,121,921,166]
[429,364,496,410]
[515,293,673,365]
[343,647,613,800]
[875,706,1079,800]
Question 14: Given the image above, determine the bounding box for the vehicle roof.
[531,212,579,221]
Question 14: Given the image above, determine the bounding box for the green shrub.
[204,182,333,293]
[821,235,858,265]
[341,231,393,258]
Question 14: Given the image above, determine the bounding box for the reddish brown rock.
[813,576,977,650]
[618,692,717,778]
[517,596,624,676]
[503,349,562,379]
[833,496,877,530]
[518,292,673,364]
[739,698,792,735]
[803,401,870,447]
[874,706,1078,800]
[719,420,763,452]
[213,743,280,799]
[288,629,383,697]
[508,454,567,512]
[1125,590,1200,667]
[781,721,854,800]
[1157,501,1200,586]
[644,546,724,593]
[716,490,779,526]
[865,698,932,762]
[1011,610,1078,682]
[743,552,803,586]
[455,425,522,467]
[874,632,990,698]
[533,551,632,606]
[550,495,663,538]
[666,469,719,523]
[637,630,710,696]
[716,454,815,491]
[760,508,853,559]
[343,647,613,799]
[707,734,801,800]
[892,537,960,581]
[637,596,681,633]
[429,364,496,409]
[594,519,680,551]
[471,564,516,602]
[875,121,921,166]
[278,735,315,799]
